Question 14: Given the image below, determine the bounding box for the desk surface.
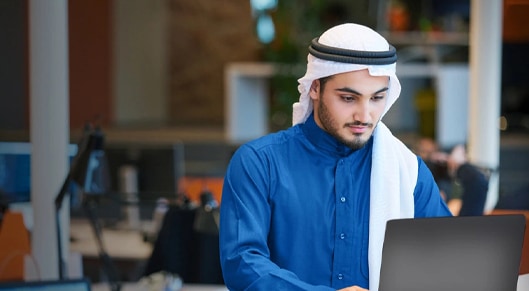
[91,283,228,291]
[92,277,529,291]
[70,219,153,260]
[519,273,529,291]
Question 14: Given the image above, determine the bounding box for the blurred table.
[519,273,529,291]
[70,219,152,260]
[91,283,228,291]
[70,218,153,282]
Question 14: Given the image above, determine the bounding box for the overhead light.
[499,116,508,131]
[250,0,277,12]
[256,13,275,44]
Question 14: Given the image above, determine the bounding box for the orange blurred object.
[0,211,31,281]
[503,0,529,42]
[388,2,410,31]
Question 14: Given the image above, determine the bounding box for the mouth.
[349,126,367,134]
[346,123,371,134]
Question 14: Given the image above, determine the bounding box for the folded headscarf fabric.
[369,122,416,290]
[293,23,416,290]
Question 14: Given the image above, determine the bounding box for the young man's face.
[310,69,389,150]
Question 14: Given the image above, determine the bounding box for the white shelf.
[224,63,276,143]
[381,31,469,46]
[224,62,470,148]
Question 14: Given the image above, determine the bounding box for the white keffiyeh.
[293,23,416,290]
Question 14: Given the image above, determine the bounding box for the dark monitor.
[105,143,184,200]
[95,142,184,221]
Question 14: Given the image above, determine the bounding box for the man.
[219,23,451,291]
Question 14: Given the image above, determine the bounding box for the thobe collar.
[300,112,373,157]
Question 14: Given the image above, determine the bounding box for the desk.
[91,283,228,291]
[70,219,152,260]
[71,208,223,285]
[91,276,529,291]
[70,219,153,282]
[519,273,529,291]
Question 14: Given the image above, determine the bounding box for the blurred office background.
[1,0,528,285]
[2,0,528,206]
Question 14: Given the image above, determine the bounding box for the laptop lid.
[0,278,91,291]
[379,215,526,291]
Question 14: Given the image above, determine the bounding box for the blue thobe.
[219,115,451,290]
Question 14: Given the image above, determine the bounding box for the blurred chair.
[0,210,31,281]
[142,206,223,284]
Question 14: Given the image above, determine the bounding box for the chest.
[267,153,372,223]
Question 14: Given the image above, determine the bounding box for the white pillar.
[468,0,503,212]
[29,0,70,280]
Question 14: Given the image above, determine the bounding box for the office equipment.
[54,127,111,280]
[100,143,184,221]
[0,142,78,205]
[54,126,120,291]
[0,278,91,291]
[104,143,184,198]
[379,215,526,291]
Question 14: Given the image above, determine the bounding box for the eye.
[341,95,355,102]
[372,93,386,101]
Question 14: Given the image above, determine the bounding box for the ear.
[309,80,320,100]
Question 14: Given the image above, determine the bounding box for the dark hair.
[318,76,332,93]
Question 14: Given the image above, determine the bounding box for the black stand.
[54,124,115,287]
[54,125,93,279]
[83,195,122,291]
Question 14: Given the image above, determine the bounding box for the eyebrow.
[335,87,389,96]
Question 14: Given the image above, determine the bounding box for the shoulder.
[416,156,433,177]
[225,126,304,181]
[227,126,303,169]
[235,126,303,154]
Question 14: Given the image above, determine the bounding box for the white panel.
[436,64,469,149]
[225,63,275,143]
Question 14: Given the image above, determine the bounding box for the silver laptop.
[379,215,526,291]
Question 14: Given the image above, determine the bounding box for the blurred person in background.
[414,138,489,216]
[414,137,452,202]
[445,144,489,216]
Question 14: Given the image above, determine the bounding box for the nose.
[353,100,370,124]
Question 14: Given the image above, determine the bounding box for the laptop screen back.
[379,215,525,291]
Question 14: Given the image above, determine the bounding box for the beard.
[317,99,373,150]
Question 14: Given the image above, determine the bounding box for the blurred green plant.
[261,0,355,131]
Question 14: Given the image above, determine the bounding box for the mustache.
[345,121,373,127]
